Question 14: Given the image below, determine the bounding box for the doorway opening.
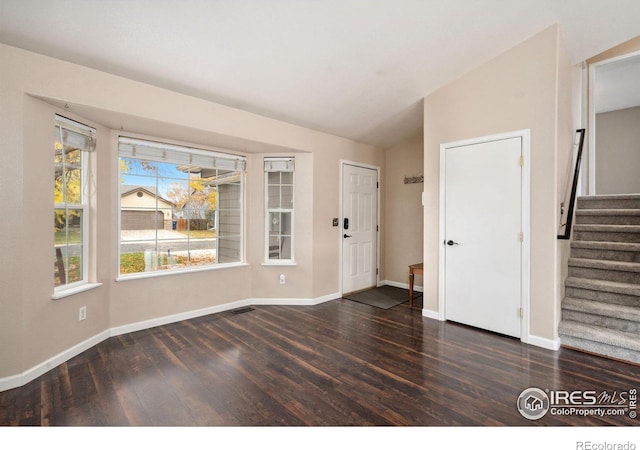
[438,130,530,341]
[340,161,380,296]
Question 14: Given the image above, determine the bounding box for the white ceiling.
[1,0,639,149]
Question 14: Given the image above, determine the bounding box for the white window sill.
[52,282,103,300]
[262,261,297,267]
[116,262,248,282]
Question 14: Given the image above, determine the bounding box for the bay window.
[118,137,245,277]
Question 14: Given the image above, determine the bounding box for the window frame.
[264,157,295,265]
[53,115,94,294]
[117,136,246,280]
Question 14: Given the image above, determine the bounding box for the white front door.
[342,164,378,295]
[442,136,523,338]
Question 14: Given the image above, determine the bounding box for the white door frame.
[437,129,531,343]
[587,50,640,195]
[339,160,381,296]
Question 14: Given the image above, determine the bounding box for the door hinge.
[518,156,524,167]
[376,268,379,275]
[519,308,524,318]
[519,231,524,242]
[377,182,379,188]
[376,225,379,232]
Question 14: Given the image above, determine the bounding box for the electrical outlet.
[79,306,87,321]
[279,274,286,285]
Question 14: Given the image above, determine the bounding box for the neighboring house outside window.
[264,157,294,263]
[118,137,245,277]
[54,115,96,290]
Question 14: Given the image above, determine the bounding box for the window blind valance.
[264,157,295,172]
[55,115,96,152]
[119,137,246,172]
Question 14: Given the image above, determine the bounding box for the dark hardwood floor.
[1,296,639,426]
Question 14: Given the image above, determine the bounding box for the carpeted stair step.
[560,334,640,365]
[570,241,640,263]
[568,258,640,284]
[562,297,640,333]
[577,194,640,210]
[562,195,640,365]
[575,209,640,225]
[573,224,640,243]
[559,320,640,364]
[564,277,640,306]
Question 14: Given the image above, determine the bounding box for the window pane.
[54,164,64,203]
[267,211,292,260]
[280,172,293,184]
[269,212,291,236]
[281,186,293,208]
[268,171,280,185]
[67,209,83,244]
[120,242,158,274]
[165,179,190,215]
[54,244,83,285]
[65,243,83,284]
[54,248,64,287]
[268,212,281,235]
[54,209,83,244]
[280,236,292,260]
[280,212,292,235]
[268,236,281,259]
[54,143,63,164]
[217,179,242,264]
[65,167,82,204]
[268,186,280,208]
[65,148,81,165]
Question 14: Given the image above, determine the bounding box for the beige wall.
[312,147,385,299]
[422,25,569,342]
[596,106,640,194]
[0,43,384,381]
[384,135,424,287]
[555,35,582,338]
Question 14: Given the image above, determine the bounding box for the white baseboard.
[109,299,253,337]
[0,292,341,392]
[251,292,340,306]
[421,309,443,321]
[526,334,561,351]
[0,329,111,393]
[381,279,423,292]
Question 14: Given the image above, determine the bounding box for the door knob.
[446,240,459,246]
[344,234,352,238]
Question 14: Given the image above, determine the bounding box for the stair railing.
[558,128,586,240]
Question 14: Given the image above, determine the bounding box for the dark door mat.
[343,285,408,310]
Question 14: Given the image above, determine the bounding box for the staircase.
[559,194,640,364]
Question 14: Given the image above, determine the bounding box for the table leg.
[409,270,414,308]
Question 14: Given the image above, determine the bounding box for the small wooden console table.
[408,263,423,308]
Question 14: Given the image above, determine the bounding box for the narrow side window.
[264,158,294,262]
[54,115,96,290]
